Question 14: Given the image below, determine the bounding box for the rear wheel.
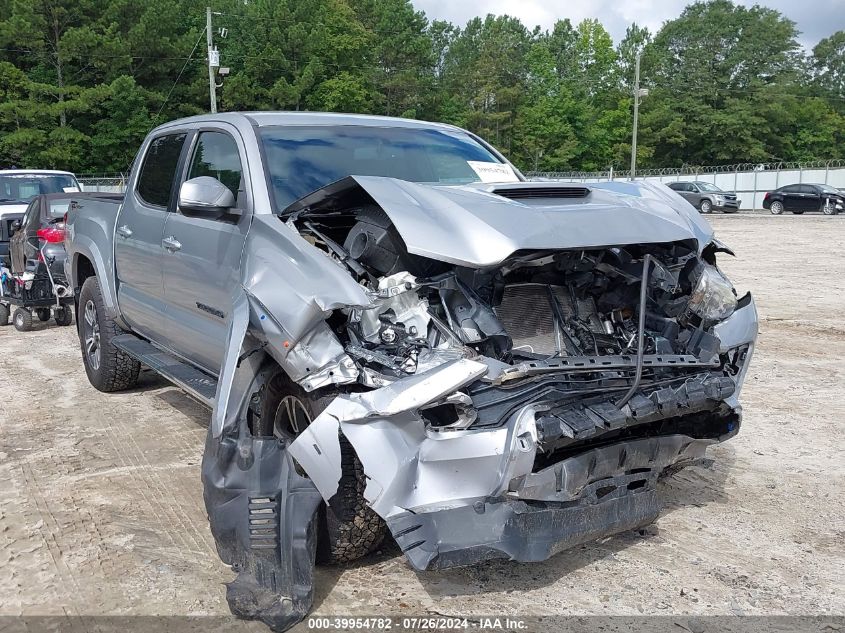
[699,199,712,214]
[13,308,32,332]
[55,306,73,326]
[36,308,51,322]
[770,200,784,215]
[78,276,140,392]
[0,303,9,326]
[255,371,387,564]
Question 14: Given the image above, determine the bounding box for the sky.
[413,0,845,49]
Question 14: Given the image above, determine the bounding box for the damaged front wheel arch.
[251,365,387,564]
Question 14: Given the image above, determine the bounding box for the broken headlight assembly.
[687,264,737,322]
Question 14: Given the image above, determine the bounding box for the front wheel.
[822,199,837,215]
[770,200,784,215]
[699,199,712,214]
[78,276,140,392]
[255,371,387,564]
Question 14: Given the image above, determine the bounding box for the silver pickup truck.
[65,112,758,631]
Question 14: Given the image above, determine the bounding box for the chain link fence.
[529,159,845,210]
[77,173,128,193]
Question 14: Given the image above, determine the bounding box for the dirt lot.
[1,214,843,626]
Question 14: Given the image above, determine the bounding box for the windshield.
[818,184,839,194]
[259,125,516,209]
[0,173,79,203]
[696,182,723,192]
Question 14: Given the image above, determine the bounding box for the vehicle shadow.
[120,369,212,427]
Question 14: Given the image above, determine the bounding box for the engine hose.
[615,254,652,408]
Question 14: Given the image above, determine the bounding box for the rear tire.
[55,306,73,326]
[255,371,387,564]
[770,200,784,215]
[13,308,32,332]
[78,276,140,392]
[0,303,9,326]
[36,308,51,322]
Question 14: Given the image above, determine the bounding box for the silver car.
[668,181,741,213]
[64,112,758,631]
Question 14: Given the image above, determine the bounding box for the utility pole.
[630,51,641,180]
[206,7,217,113]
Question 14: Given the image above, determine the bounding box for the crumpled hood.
[286,176,715,268]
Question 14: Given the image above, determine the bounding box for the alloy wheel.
[272,395,312,442]
[83,299,101,370]
[770,201,784,215]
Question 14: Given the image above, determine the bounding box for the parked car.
[763,183,844,215]
[667,181,741,213]
[64,112,758,632]
[0,170,81,266]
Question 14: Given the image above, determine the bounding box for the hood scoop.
[491,185,591,200]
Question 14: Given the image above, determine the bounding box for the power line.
[154,27,207,122]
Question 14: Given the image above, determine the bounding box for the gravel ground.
[0,214,843,627]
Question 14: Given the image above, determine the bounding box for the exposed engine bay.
[286,203,746,459]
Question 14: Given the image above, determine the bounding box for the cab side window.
[187,132,243,203]
[137,133,188,208]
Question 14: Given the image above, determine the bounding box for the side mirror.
[9,219,22,235]
[178,176,239,216]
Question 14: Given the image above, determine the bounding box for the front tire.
[13,308,32,332]
[699,199,712,214]
[770,200,784,215]
[823,199,837,215]
[78,276,140,392]
[255,371,387,564]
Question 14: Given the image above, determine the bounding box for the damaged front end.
[203,177,757,630]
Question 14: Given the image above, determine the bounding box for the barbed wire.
[529,159,845,180]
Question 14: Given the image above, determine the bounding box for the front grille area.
[494,283,601,356]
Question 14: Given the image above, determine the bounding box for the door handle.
[116,225,133,238]
[162,236,182,252]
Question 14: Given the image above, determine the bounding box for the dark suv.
[667,181,740,213]
[763,183,843,215]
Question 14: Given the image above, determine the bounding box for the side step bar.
[112,334,217,408]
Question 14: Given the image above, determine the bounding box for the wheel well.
[76,254,95,288]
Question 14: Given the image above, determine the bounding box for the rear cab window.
[136,133,188,208]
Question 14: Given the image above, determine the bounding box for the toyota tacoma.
[64,112,758,631]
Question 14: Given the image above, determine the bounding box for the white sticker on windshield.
[62,186,80,193]
[467,161,519,183]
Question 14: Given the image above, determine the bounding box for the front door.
[114,132,188,339]
[160,128,250,375]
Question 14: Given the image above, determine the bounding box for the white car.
[0,170,82,266]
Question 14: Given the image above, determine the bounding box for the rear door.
[160,127,251,374]
[779,185,801,211]
[798,185,821,211]
[114,132,188,339]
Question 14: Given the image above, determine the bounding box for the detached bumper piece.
[387,432,715,571]
[202,431,322,632]
[389,480,661,571]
